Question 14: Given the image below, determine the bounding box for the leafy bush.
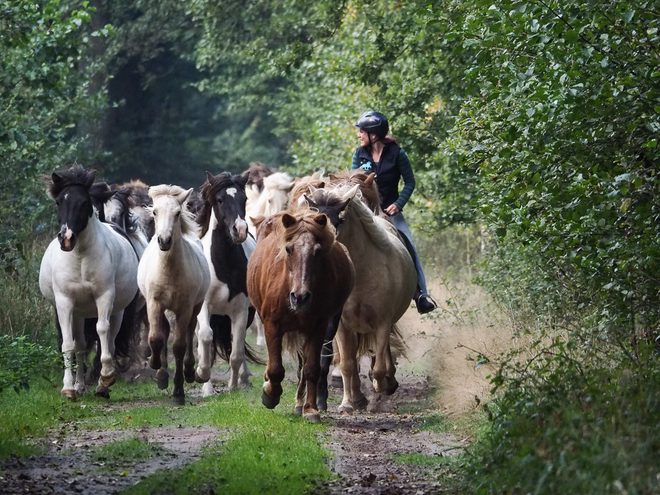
[0,335,59,394]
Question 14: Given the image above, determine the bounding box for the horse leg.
[148,305,170,390]
[335,324,368,414]
[330,340,343,388]
[72,318,86,396]
[318,312,341,412]
[262,324,284,409]
[228,307,250,390]
[94,292,121,398]
[172,310,192,405]
[253,313,266,347]
[184,303,202,384]
[195,302,213,385]
[295,353,305,416]
[302,326,325,423]
[371,327,398,395]
[56,300,79,399]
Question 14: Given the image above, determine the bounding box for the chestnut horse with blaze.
[247,210,354,423]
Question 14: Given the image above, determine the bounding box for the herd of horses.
[38,163,417,423]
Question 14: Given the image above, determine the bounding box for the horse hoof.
[61,389,76,400]
[184,369,195,384]
[156,370,169,390]
[304,413,321,424]
[201,381,215,397]
[294,406,303,416]
[318,399,327,412]
[337,404,354,415]
[355,396,369,410]
[95,386,110,399]
[262,390,280,409]
[194,370,209,384]
[173,395,185,406]
[99,374,116,389]
[330,375,343,389]
[384,379,399,396]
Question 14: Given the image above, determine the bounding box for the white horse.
[137,185,210,405]
[245,171,294,346]
[39,166,140,399]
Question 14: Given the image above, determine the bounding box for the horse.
[247,210,355,423]
[115,180,155,241]
[244,170,294,346]
[39,165,140,399]
[195,171,263,397]
[303,184,416,413]
[137,185,210,405]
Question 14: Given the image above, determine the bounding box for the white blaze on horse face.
[226,187,238,198]
[59,223,75,250]
[233,217,248,243]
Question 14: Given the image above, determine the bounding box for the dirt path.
[320,362,465,495]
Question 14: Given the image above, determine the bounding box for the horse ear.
[179,188,193,205]
[328,174,337,181]
[85,170,97,189]
[318,182,325,189]
[282,213,297,229]
[365,173,375,186]
[236,174,249,188]
[341,184,360,202]
[206,171,214,183]
[294,177,300,184]
[313,214,327,227]
[303,194,318,209]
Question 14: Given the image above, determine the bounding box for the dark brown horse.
[247,210,354,423]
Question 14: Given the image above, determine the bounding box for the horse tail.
[210,308,265,366]
[113,291,141,373]
[354,324,408,360]
[390,323,408,360]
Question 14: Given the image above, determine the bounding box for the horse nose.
[289,291,312,310]
[158,235,172,251]
[232,220,248,243]
[58,226,76,251]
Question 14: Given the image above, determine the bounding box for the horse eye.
[285,244,293,255]
[153,210,157,217]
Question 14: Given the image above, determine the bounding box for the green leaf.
[622,11,634,23]
[563,30,578,43]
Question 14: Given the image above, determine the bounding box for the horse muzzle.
[231,220,248,244]
[58,228,76,251]
[158,236,172,251]
[289,291,312,311]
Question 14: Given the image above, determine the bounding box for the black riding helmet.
[353,111,389,139]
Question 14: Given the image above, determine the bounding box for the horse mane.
[47,165,95,199]
[289,171,326,209]
[242,162,274,192]
[270,210,336,259]
[113,187,141,234]
[263,171,294,192]
[328,171,381,214]
[120,180,152,208]
[149,184,199,236]
[198,172,246,238]
[323,185,394,249]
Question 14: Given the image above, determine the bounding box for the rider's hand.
[384,204,400,216]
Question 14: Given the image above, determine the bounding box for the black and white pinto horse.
[195,172,262,396]
[39,166,140,398]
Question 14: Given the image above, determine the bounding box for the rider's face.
[358,128,372,147]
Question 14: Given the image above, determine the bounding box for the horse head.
[278,211,334,312]
[303,184,359,233]
[149,185,195,251]
[48,166,97,251]
[262,172,294,217]
[200,171,249,243]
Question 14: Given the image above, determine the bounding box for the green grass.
[389,452,454,467]
[0,364,333,494]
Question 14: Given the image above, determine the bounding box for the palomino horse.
[247,210,355,423]
[304,184,416,413]
[195,172,262,396]
[137,185,210,405]
[39,166,140,398]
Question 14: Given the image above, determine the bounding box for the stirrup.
[416,294,437,314]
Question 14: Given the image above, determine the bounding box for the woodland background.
[2,1,660,493]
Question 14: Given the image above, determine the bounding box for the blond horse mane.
[149,184,199,237]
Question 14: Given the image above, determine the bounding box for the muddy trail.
[0,355,465,495]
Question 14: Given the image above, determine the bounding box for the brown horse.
[247,210,354,423]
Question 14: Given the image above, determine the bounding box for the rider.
[351,110,437,314]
